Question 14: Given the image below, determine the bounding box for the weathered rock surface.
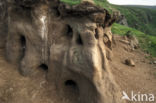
[126,31,139,49]
[118,31,139,52]
[0,0,7,48]
[1,0,125,103]
[115,11,128,26]
[125,59,135,67]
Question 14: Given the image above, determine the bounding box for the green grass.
[60,0,81,5]
[112,5,156,36]
[93,0,112,12]
[112,23,145,36]
[92,1,156,36]
[112,23,156,57]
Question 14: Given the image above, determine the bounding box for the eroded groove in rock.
[4,0,126,103]
[0,0,8,48]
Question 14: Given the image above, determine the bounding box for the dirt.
[0,35,156,103]
[110,35,156,103]
[0,49,56,103]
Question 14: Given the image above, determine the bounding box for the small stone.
[153,61,156,64]
[119,40,130,45]
[125,59,135,67]
[9,88,13,91]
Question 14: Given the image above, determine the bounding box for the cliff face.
[0,0,7,48]
[115,11,128,26]
[1,0,125,103]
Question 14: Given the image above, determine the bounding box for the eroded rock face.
[115,11,128,26]
[0,0,7,48]
[5,0,125,103]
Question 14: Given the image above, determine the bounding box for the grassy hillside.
[112,23,156,57]
[123,5,156,10]
[112,5,156,36]
[60,0,81,5]
[92,0,156,36]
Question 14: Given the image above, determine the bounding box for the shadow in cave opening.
[64,80,80,98]
[39,64,48,71]
[20,35,26,59]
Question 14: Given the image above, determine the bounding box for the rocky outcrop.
[115,11,128,26]
[2,0,126,103]
[125,31,139,50]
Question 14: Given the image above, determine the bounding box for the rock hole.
[103,34,112,49]
[65,80,76,87]
[65,80,79,93]
[95,29,99,39]
[66,25,73,38]
[63,80,80,101]
[20,35,26,58]
[53,7,60,17]
[39,64,48,71]
[76,34,83,45]
[103,34,109,43]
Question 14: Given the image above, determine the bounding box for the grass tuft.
[60,0,81,5]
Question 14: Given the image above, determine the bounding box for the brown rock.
[153,61,156,64]
[126,31,139,49]
[3,1,125,103]
[119,40,130,44]
[125,59,135,67]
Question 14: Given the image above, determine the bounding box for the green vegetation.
[60,0,81,5]
[93,0,112,12]
[113,5,156,36]
[93,0,156,36]
[112,23,156,57]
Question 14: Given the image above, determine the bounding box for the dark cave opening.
[95,29,99,39]
[39,64,48,71]
[63,80,80,101]
[65,80,79,91]
[103,33,111,49]
[20,35,26,58]
[76,34,83,45]
[66,25,73,38]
